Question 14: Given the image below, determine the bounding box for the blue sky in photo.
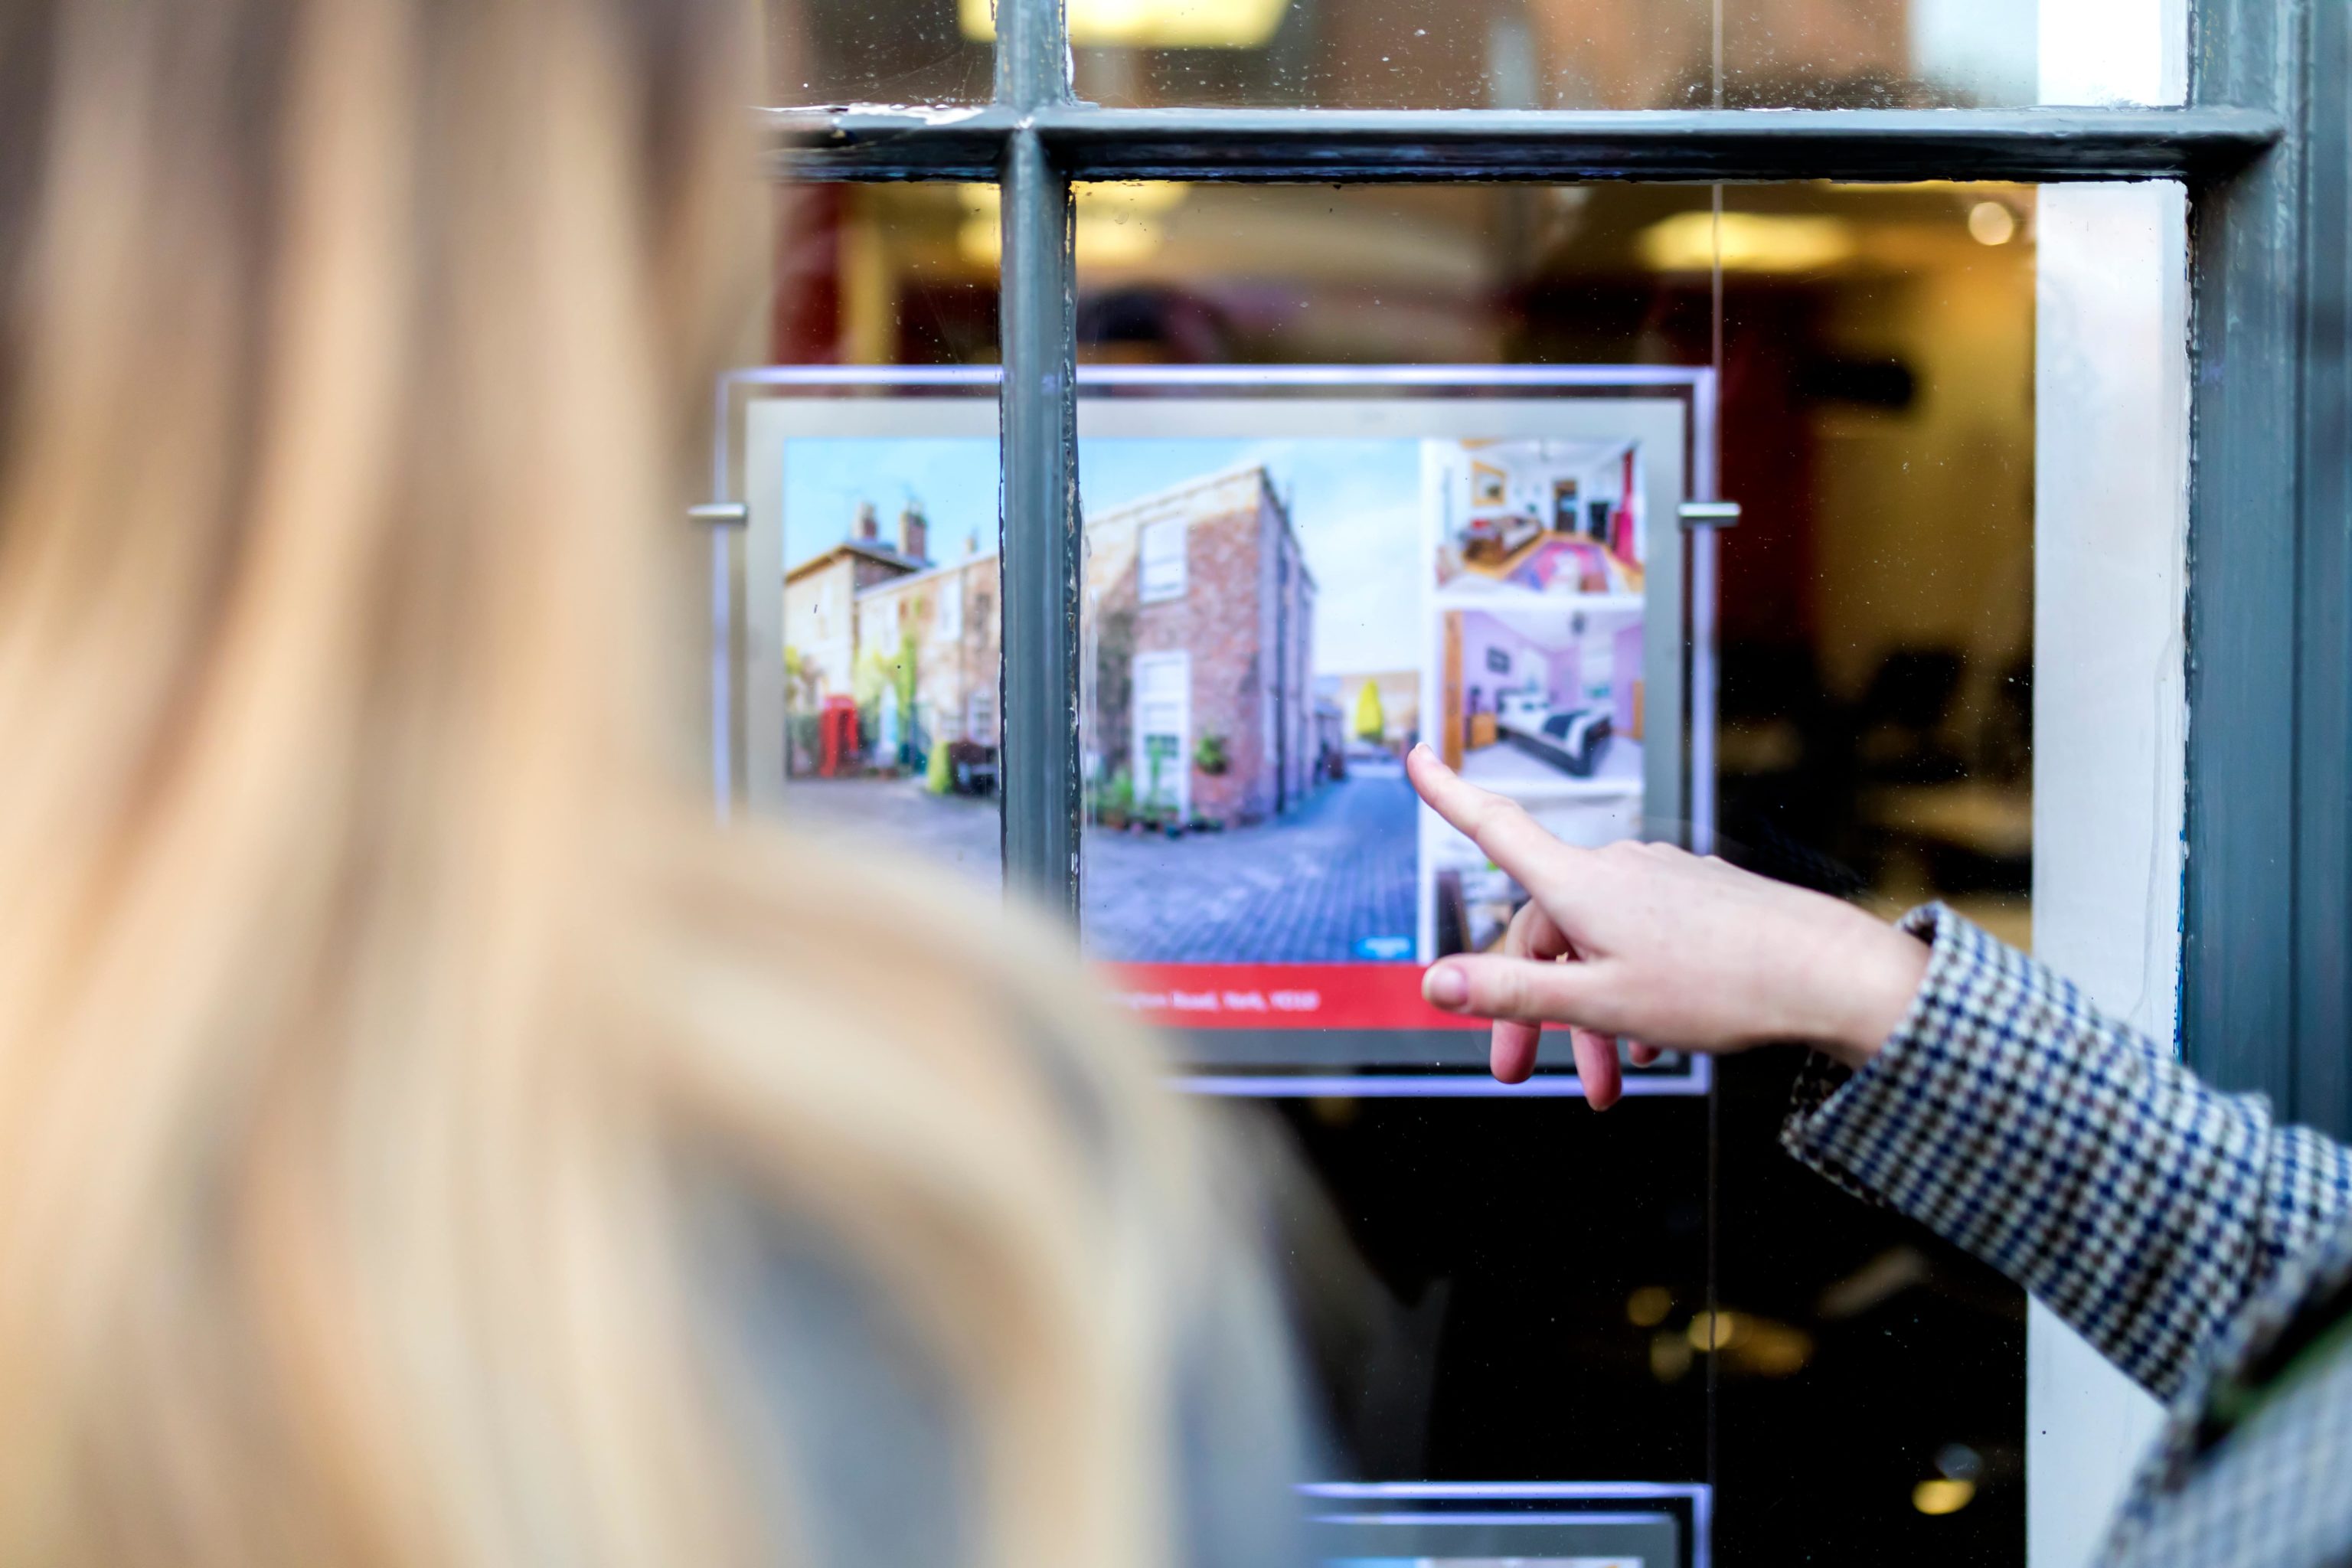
[781,437,998,577]
[783,436,1423,675]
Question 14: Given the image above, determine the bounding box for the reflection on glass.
[761,0,2156,113]
[1712,184,2036,954]
[1041,0,2076,109]
[773,187,999,368]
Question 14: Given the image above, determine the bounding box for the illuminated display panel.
[1303,1482,1708,1568]
[722,367,1718,1094]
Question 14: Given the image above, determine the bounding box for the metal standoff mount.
[1677,500,1743,530]
[688,501,750,527]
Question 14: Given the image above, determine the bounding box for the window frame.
[756,0,2344,1137]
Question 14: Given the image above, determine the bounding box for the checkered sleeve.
[1782,903,2352,1402]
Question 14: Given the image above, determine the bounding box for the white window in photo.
[1139,516,1187,603]
[968,684,997,745]
[1132,650,1190,818]
[938,574,963,639]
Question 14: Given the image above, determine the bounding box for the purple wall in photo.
[1613,622,1643,734]
[1460,611,1642,733]
[1462,612,1574,711]
[1549,645,1582,707]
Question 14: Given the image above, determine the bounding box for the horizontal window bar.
[767,104,2280,185]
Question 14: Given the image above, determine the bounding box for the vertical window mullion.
[996,0,1081,917]
[2182,0,2305,1114]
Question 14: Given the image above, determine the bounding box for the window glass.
[766,0,991,106]
[733,188,1003,889]
[1058,0,2159,109]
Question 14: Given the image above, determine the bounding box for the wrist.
[1808,911,1930,1071]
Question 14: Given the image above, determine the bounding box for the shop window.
[729,0,2289,1560]
[735,165,2064,1563]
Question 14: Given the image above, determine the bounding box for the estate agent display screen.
[724,368,1717,1093]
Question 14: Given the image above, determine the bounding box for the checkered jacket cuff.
[1782,904,2352,1401]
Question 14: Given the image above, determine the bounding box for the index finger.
[1406,743,1588,898]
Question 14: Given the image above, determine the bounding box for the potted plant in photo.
[1093,769,1135,831]
[1194,733,1230,776]
[1142,741,1181,835]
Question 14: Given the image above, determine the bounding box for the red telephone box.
[818,695,859,778]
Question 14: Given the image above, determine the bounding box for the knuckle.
[1485,965,1529,1017]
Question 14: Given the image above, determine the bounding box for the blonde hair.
[0,2,1251,1566]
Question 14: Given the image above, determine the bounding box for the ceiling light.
[1638,211,1859,274]
[958,182,1188,268]
[1625,1285,1672,1328]
[960,0,1291,48]
[1913,1478,1976,1516]
[1968,201,2019,245]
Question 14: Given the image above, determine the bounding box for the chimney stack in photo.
[855,501,879,542]
[899,501,929,564]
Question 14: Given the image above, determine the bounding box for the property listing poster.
[774,431,1652,1037]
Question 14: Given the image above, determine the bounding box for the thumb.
[1423,952,1617,1027]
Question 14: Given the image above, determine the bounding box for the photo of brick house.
[1082,464,1316,827]
[784,464,1315,830]
[775,434,1416,966]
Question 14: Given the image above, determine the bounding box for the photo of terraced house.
[779,462,1318,831]
[781,497,1004,787]
[1082,464,1317,831]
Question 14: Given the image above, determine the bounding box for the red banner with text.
[1099,963,1485,1031]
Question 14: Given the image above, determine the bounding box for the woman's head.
[0,5,1261,1566]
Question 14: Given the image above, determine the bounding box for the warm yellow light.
[960,0,1291,47]
[957,182,1187,268]
[1968,201,2019,245]
[1625,1285,1673,1328]
[1913,1478,1976,1516]
[1687,1310,1740,1351]
[1681,1307,1811,1375]
[1649,1330,1694,1383]
[1638,211,1859,274]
